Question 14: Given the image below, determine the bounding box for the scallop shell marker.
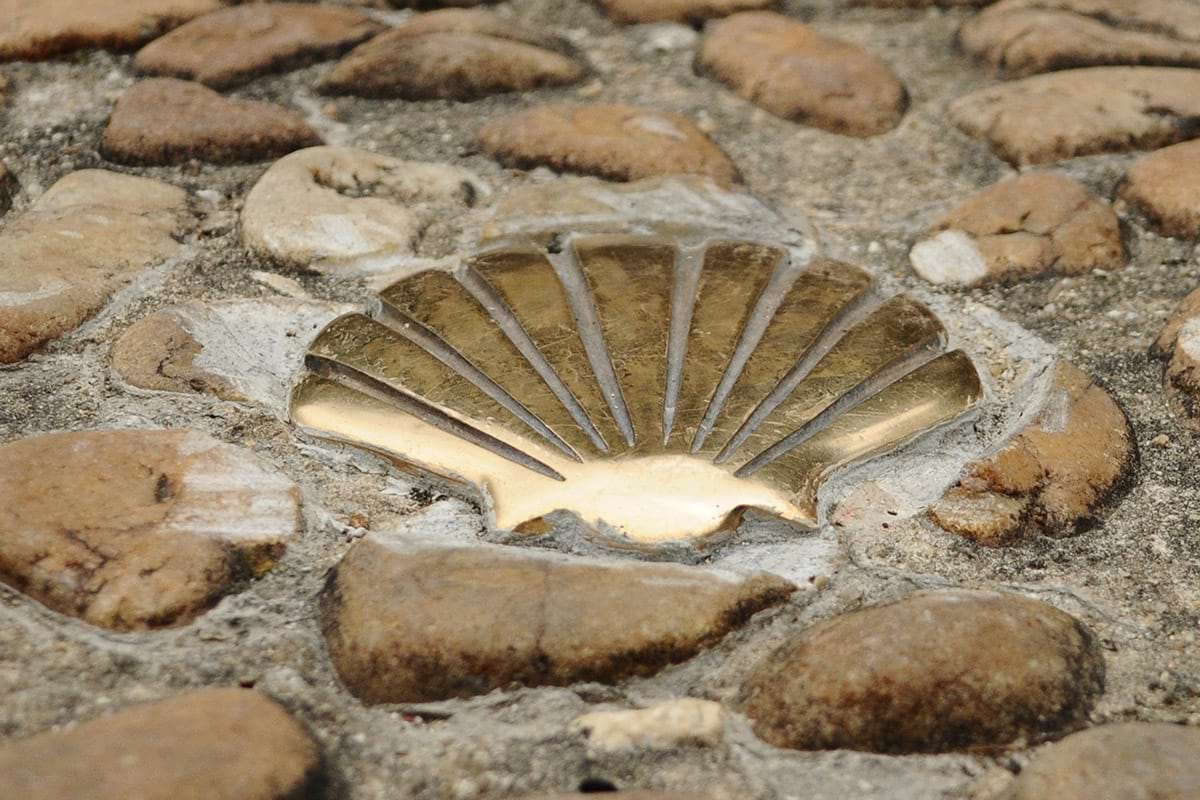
[291,235,982,543]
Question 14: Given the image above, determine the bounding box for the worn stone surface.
[240,145,485,273]
[321,540,795,704]
[929,361,1134,545]
[0,170,193,364]
[996,722,1200,800]
[960,0,1200,78]
[134,3,383,89]
[860,0,992,5]
[0,0,224,61]
[478,103,739,185]
[697,12,906,137]
[950,67,1200,165]
[113,297,351,414]
[742,590,1105,754]
[102,78,321,165]
[0,429,300,630]
[320,10,584,100]
[910,173,1126,286]
[596,0,772,25]
[0,689,325,800]
[1119,139,1200,239]
[1153,287,1200,430]
[570,699,726,754]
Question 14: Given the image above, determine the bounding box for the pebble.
[910,173,1126,286]
[596,0,772,25]
[570,699,726,754]
[240,145,486,273]
[101,78,322,165]
[320,9,584,100]
[134,2,384,89]
[950,67,1200,165]
[1119,139,1200,238]
[320,539,795,703]
[696,12,907,137]
[0,0,222,61]
[1000,722,1200,799]
[929,360,1135,545]
[112,297,351,415]
[478,103,740,186]
[0,169,194,364]
[0,429,300,630]
[741,589,1105,753]
[0,689,324,800]
[960,0,1200,78]
[1153,286,1200,430]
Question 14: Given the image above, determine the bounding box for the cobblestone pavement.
[2,1,1200,799]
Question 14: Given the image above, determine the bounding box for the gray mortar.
[1,1,1199,799]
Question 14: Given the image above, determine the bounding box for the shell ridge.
[663,241,705,445]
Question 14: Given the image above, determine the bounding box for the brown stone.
[0,0,223,62]
[742,590,1105,754]
[910,173,1126,286]
[960,0,1200,78]
[950,67,1200,165]
[112,311,239,400]
[320,10,584,100]
[0,689,325,800]
[1119,139,1200,239]
[1000,723,1200,800]
[520,796,708,800]
[478,103,740,186]
[0,170,194,364]
[929,361,1135,545]
[0,429,300,630]
[597,0,772,25]
[859,0,992,5]
[1153,287,1200,430]
[321,540,795,704]
[696,12,907,137]
[102,79,321,165]
[134,2,383,89]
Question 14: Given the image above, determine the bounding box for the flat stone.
[696,12,907,137]
[0,429,300,630]
[910,173,1126,286]
[1153,287,1200,430]
[860,0,992,5]
[742,589,1104,753]
[134,2,384,89]
[240,145,486,273]
[112,297,352,415]
[478,103,740,186]
[101,78,322,165]
[320,9,584,100]
[320,540,795,704]
[0,689,324,800]
[597,0,772,24]
[0,169,194,364]
[960,0,1200,78]
[0,160,16,215]
[1002,722,1200,799]
[929,361,1134,545]
[570,699,726,754]
[950,67,1200,165]
[1119,139,1200,238]
[0,0,223,61]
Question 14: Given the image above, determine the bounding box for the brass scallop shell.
[290,234,983,544]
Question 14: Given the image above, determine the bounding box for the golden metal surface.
[291,235,984,544]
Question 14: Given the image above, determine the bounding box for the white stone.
[570,698,726,754]
[909,229,988,286]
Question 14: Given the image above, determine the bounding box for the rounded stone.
[696,12,907,137]
[1120,139,1200,239]
[596,0,772,25]
[741,589,1105,754]
[1001,722,1200,799]
[320,539,795,704]
[1154,287,1200,429]
[101,78,322,165]
[0,429,300,630]
[0,688,325,800]
[910,173,1126,286]
[134,2,384,89]
[478,103,740,186]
